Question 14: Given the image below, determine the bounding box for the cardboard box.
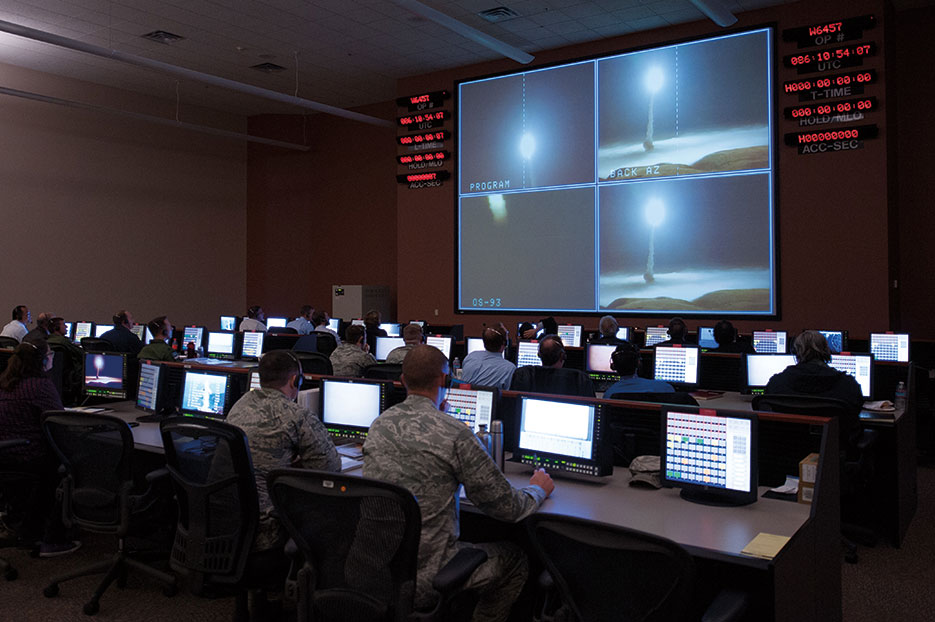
[799,453,819,485]
[798,482,814,504]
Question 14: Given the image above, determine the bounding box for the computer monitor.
[144,326,154,345]
[697,326,718,349]
[62,321,75,341]
[351,318,365,326]
[328,318,341,332]
[615,326,629,341]
[514,395,612,478]
[375,336,405,361]
[248,369,262,391]
[517,322,545,339]
[585,344,618,374]
[830,353,874,399]
[516,340,541,368]
[817,330,848,354]
[182,325,205,351]
[742,354,796,395]
[752,330,787,353]
[206,331,238,360]
[130,324,146,341]
[241,331,265,360]
[870,332,910,363]
[94,324,112,338]
[466,337,505,358]
[409,320,425,327]
[443,384,497,434]
[380,323,402,337]
[74,321,93,342]
[644,326,669,347]
[220,315,237,331]
[319,378,387,440]
[653,346,700,387]
[661,406,758,506]
[426,335,453,360]
[557,324,582,348]
[136,361,168,414]
[83,352,129,399]
[266,317,287,329]
[180,370,233,418]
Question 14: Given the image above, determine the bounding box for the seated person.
[510,335,595,397]
[330,324,376,377]
[603,342,674,396]
[24,312,54,342]
[227,350,340,553]
[711,319,754,354]
[363,309,388,353]
[0,305,31,343]
[137,316,177,361]
[286,305,315,335]
[99,310,143,355]
[311,309,341,344]
[47,317,84,405]
[385,323,424,365]
[239,305,268,332]
[520,316,558,340]
[589,315,626,345]
[461,323,516,390]
[363,345,553,621]
[765,330,863,443]
[653,317,689,348]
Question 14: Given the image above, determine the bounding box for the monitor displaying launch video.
[457,28,775,316]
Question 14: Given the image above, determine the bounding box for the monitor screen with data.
[63,322,74,341]
[829,354,873,398]
[241,331,264,360]
[752,330,787,353]
[220,315,237,331]
[319,378,387,440]
[515,395,611,477]
[74,321,93,341]
[136,362,167,413]
[742,353,796,394]
[181,370,233,418]
[697,326,718,349]
[426,335,453,359]
[182,326,205,351]
[130,324,146,341]
[457,28,776,316]
[444,385,496,433]
[557,325,582,348]
[375,336,405,361]
[870,333,910,363]
[817,330,847,354]
[653,346,699,385]
[516,340,541,368]
[661,406,758,506]
[206,331,237,359]
[645,326,669,347]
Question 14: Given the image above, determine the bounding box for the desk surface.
[689,391,903,424]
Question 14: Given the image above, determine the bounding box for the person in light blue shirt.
[286,305,314,335]
[603,342,674,396]
[461,323,516,390]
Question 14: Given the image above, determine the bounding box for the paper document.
[769,476,799,495]
[741,533,790,560]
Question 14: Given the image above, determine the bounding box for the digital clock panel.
[783,124,878,147]
[784,97,876,120]
[397,130,450,146]
[396,170,451,184]
[783,69,876,95]
[396,90,450,111]
[471,298,502,308]
[397,151,449,165]
[782,15,876,48]
[784,42,875,72]
[398,110,448,127]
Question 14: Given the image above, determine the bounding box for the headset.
[610,342,641,375]
[247,305,262,319]
[285,350,304,390]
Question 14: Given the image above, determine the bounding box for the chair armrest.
[431,548,488,595]
[701,588,751,622]
[145,466,170,484]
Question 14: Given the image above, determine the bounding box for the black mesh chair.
[294,351,333,375]
[269,327,298,335]
[606,392,699,406]
[510,367,595,398]
[1,439,35,581]
[41,412,176,615]
[293,334,319,354]
[80,337,114,352]
[364,363,403,381]
[160,416,280,621]
[0,336,19,349]
[314,333,338,357]
[267,469,487,622]
[526,513,749,622]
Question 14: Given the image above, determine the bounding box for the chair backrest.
[526,513,694,622]
[294,351,334,375]
[606,392,699,407]
[293,334,319,354]
[269,327,298,335]
[314,332,338,356]
[752,393,857,448]
[363,363,403,381]
[510,366,595,398]
[0,336,21,349]
[267,468,421,621]
[80,337,114,352]
[42,412,135,533]
[159,416,259,590]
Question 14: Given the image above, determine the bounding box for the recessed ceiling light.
[478,6,520,23]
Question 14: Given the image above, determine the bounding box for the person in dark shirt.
[653,317,689,348]
[99,309,143,355]
[24,312,54,342]
[711,319,754,354]
[137,316,176,361]
[363,309,388,353]
[589,315,626,345]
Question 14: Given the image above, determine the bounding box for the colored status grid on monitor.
[444,388,492,432]
[870,333,909,362]
[654,348,694,383]
[665,413,730,487]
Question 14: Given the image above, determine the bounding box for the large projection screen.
[456,28,776,316]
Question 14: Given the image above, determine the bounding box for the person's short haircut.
[12,305,26,321]
[345,324,366,345]
[311,309,328,326]
[247,305,262,319]
[402,345,447,392]
[148,316,169,338]
[50,317,66,333]
[668,317,687,341]
[482,325,506,352]
[113,310,130,326]
[599,315,618,337]
[259,350,302,388]
[793,330,831,364]
[713,320,736,346]
[35,312,53,330]
[538,334,565,367]
[611,341,641,376]
[365,309,381,325]
[402,323,423,344]
[299,305,313,317]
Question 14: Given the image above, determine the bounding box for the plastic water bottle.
[894,381,907,411]
[452,357,461,379]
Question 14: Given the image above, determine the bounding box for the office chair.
[526,513,749,622]
[510,367,595,398]
[41,412,176,615]
[160,416,286,621]
[752,394,878,563]
[268,327,298,335]
[1,439,36,581]
[0,336,19,349]
[364,363,403,381]
[293,351,333,375]
[313,333,338,357]
[606,392,699,407]
[293,334,319,354]
[80,337,114,352]
[267,468,488,622]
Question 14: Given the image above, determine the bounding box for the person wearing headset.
[227,350,340,554]
[99,309,143,355]
[603,341,675,396]
[0,305,31,342]
[239,305,268,332]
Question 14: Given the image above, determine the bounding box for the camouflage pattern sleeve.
[293,410,341,472]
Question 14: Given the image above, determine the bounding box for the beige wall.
[0,61,247,328]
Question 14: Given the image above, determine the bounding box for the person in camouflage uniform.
[385,322,424,365]
[363,345,554,622]
[330,324,376,377]
[227,349,340,551]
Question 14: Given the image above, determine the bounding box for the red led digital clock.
[784,42,875,71]
[397,110,448,128]
[784,124,878,147]
[397,130,449,146]
[783,70,876,95]
[397,151,449,165]
[784,97,877,120]
[396,90,450,111]
[396,170,451,184]
[782,15,876,48]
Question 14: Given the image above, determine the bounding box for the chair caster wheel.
[83,600,100,615]
[44,583,60,597]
